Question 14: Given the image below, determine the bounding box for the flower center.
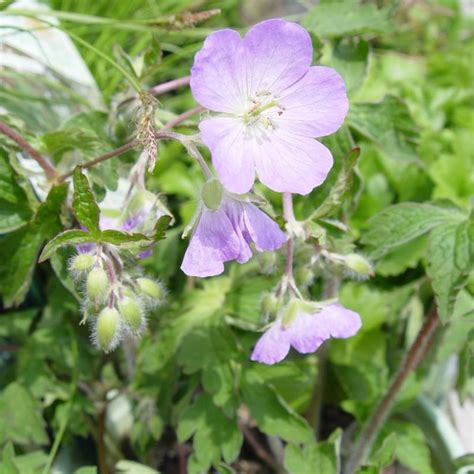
[243,92,285,129]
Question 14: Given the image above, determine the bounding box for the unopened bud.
[201,179,223,211]
[96,307,120,352]
[119,296,142,332]
[261,293,282,318]
[296,266,314,287]
[281,299,320,327]
[344,254,374,278]
[71,253,95,271]
[87,267,110,302]
[136,278,162,300]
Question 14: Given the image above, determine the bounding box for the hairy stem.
[0,121,57,180]
[343,306,439,473]
[240,423,279,472]
[58,105,204,181]
[148,75,190,95]
[282,192,295,281]
[97,404,110,474]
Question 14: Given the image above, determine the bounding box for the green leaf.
[362,203,463,259]
[331,38,370,95]
[38,229,92,262]
[153,214,172,241]
[100,229,150,246]
[177,394,242,473]
[427,218,473,321]
[0,382,48,446]
[0,148,34,233]
[72,167,100,232]
[115,461,158,474]
[302,0,392,38]
[241,369,313,443]
[348,96,419,161]
[0,443,20,474]
[284,431,341,474]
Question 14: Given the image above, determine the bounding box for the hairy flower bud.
[96,307,121,352]
[136,278,162,300]
[119,296,142,332]
[201,178,223,211]
[71,253,95,271]
[87,266,110,302]
[344,254,374,278]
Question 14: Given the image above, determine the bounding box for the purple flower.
[181,179,286,277]
[190,18,349,195]
[251,303,361,365]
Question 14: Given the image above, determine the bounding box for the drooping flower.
[251,302,361,365]
[190,18,349,195]
[181,178,286,277]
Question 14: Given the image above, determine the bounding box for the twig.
[148,75,190,96]
[343,306,439,473]
[0,121,57,180]
[240,423,279,471]
[57,105,204,182]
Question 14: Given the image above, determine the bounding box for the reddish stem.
[148,76,190,96]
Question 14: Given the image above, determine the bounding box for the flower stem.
[148,75,191,96]
[282,192,295,281]
[343,306,439,473]
[0,121,57,180]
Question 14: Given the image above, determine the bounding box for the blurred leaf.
[331,38,370,95]
[72,167,100,232]
[349,96,419,161]
[303,0,392,38]
[362,202,463,259]
[0,149,34,233]
[39,229,91,262]
[427,217,473,321]
[241,369,313,443]
[115,461,158,474]
[0,382,48,446]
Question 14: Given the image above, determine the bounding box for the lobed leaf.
[38,229,92,262]
[72,167,100,232]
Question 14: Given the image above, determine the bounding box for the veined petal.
[180,207,241,277]
[190,29,247,112]
[199,117,256,194]
[250,323,291,365]
[253,128,333,194]
[243,19,312,96]
[288,312,330,353]
[241,201,286,252]
[275,66,349,137]
[321,304,362,338]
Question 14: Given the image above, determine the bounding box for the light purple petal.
[253,129,334,194]
[288,312,330,354]
[180,208,241,277]
[250,323,291,365]
[190,29,246,113]
[242,19,312,96]
[199,117,256,194]
[275,66,349,137]
[320,304,362,338]
[240,201,286,252]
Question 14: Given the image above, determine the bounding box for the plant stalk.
[343,306,439,473]
[148,75,191,96]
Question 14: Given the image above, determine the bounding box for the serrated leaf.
[0,148,34,233]
[427,218,473,322]
[153,214,172,241]
[0,382,48,446]
[362,203,463,259]
[241,369,313,443]
[72,167,100,232]
[302,1,392,38]
[100,229,150,246]
[331,38,370,95]
[348,96,419,161]
[39,229,92,262]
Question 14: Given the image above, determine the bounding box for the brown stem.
[240,423,278,471]
[148,75,190,96]
[343,306,439,474]
[57,105,203,182]
[0,121,57,180]
[97,404,110,474]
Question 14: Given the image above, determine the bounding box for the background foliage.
[0,0,473,473]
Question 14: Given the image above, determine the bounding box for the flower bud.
[295,266,314,287]
[136,278,162,300]
[96,307,121,352]
[201,178,224,211]
[119,296,142,332]
[281,299,320,327]
[344,254,374,278]
[87,266,110,302]
[71,253,95,271]
[261,293,282,318]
